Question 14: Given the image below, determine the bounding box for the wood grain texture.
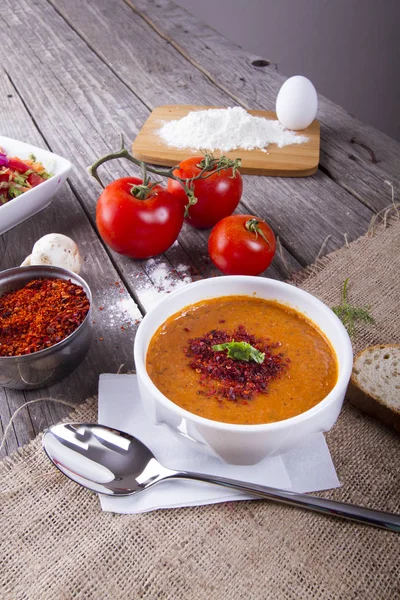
[132,105,320,176]
[127,0,400,213]
[1,0,399,456]
[0,0,298,282]
[0,63,142,458]
[0,0,293,454]
[0,0,225,285]
[47,0,374,263]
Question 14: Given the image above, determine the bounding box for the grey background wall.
[175,0,400,142]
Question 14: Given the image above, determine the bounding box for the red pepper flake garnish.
[0,278,90,356]
[185,325,289,401]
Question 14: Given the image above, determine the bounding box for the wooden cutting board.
[131,105,320,177]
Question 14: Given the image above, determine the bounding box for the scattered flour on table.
[134,261,196,311]
[107,297,142,327]
[95,281,142,331]
[158,106,308,152]
[94,264,198,326]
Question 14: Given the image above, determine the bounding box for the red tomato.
[96,177,184,259]
[167,157,242,229]
[27,172,45,187]
[8,157,31,173]
[208,214,276,275]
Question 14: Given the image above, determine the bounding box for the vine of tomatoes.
[167,155,242,229]
[90,141,276,274]
[90,142,243,259]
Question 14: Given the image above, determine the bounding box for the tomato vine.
[88,135,241,213]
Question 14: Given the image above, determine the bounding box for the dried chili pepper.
[185,325,289,401]
[0,278,90,356]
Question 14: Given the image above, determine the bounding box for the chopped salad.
[0,148,52,205]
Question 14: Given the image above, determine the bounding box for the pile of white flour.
[158,106,308,152]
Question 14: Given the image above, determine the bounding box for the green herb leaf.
[332,278,375,338]
[28,153,36,162]
[212,340,265,363]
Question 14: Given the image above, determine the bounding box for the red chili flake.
[98,306,104,311]
[185,325,289,401]
[0,278,90,357]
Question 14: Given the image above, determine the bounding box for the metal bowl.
[0,265,92,390]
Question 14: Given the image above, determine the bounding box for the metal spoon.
[42,423,400,532]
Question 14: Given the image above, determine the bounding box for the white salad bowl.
[134,276,353,465]
[0,136,72,235]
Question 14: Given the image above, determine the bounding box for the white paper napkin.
[98,374,340,514]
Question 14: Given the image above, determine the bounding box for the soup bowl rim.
[134,275,353,432]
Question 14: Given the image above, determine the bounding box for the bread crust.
[346,344,400,433]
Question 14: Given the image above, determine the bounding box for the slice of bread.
[346,345,400,433]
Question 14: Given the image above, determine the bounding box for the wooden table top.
[1,0,399,458]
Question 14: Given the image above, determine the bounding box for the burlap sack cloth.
[1,219,399,600]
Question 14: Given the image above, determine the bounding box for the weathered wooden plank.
[0,389,36,459]
[0,2,218,290]
[124,0,400,212]
[0,0,391,456]
[44,0,373,263]
[0,1,291,457]
[0,0,300,284]
[0,68,143,455]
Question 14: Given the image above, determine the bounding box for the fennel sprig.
[332,278,374,338]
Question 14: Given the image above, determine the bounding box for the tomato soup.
[146,295,338,425]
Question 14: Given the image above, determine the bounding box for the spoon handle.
[175,472,400,532]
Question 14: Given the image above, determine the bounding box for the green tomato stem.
[87,134,176,189]
[245,218,271,248]
[88,135,241,214]
[129,181,161,200]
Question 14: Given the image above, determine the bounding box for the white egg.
[30,233,82,274]
[276,76,318,130]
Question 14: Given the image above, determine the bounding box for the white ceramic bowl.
[134,276,353,465]
[0,136,72,235]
